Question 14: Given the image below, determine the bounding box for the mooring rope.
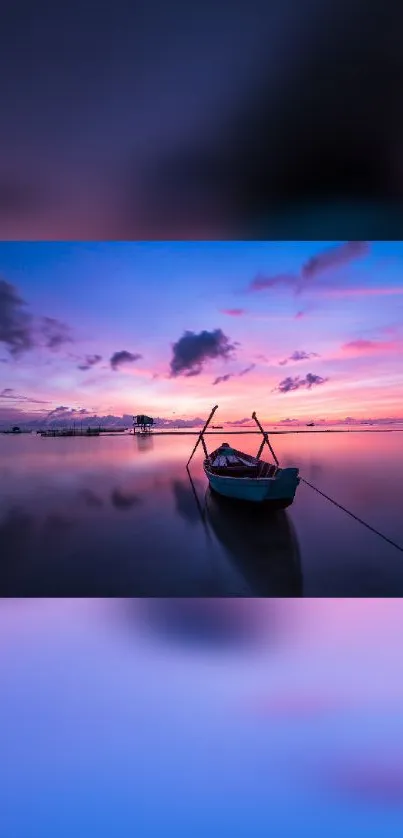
[300,477,403,554]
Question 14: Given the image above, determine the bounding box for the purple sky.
[0,241,403,427]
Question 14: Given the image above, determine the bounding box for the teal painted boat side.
[204,466,299,504]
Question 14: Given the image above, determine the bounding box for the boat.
[306,422,315,427]
[187,405,300,507]
[211,425,223,429]
[204,443,299,506]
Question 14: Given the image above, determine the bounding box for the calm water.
[2,598,403,837]
[0,431,402,596]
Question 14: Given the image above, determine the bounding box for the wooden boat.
[204,443,299,506]
[187,406,300,507]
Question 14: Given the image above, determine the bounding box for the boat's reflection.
[205,488,303,596]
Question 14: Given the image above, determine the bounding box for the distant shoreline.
[2,427,403,436]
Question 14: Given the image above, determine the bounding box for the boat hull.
[204,466,299,506]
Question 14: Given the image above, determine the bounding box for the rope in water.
[300,477,403,554]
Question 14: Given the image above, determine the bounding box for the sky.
[0,240,403,427]
[1,1,403,239]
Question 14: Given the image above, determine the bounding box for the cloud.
[279,350,319,366]
[0,387,50,404]
[0,279,75,358]
[320,286,403,299]
[77,354,102,371]
[212,362,255,385]
[220,308,246,316]
[0,278,34,356]
[295,311,305,319]
[212,373,232,385]
[275,372,328,393]
[301,241,369,280]
[46,405,72,418]
[39,316,73,350]
[341,338,402,356]
[227,418,253,426]
[239,363,256,376]
[249,273,296,292]
[170,328,236,377]
[110,350,142,371]
[247,242,370,295]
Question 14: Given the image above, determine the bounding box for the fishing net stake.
[252,411,279,466]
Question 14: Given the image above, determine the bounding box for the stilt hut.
[133,415,154,433]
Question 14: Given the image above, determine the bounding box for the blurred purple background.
[1,1,403,238]
[2,598,403,836]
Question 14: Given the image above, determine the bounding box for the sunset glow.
[0,241,402,427]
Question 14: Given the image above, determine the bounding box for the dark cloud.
[0,388,50,404]
[239,363,255,376]
[213,362,255,385]
[39,316,74,350]
[0,279,34,356]
[301,241,369,280]
[45,406,72,420]
[110,350,142,371]
[77,354,102,371]
[170,329,236,377]
[248,242,370,295]
[213,373,232,386]
[0,279,75,358]
[276,372,328,393]
[249,273,296,292]
[279,350,319,366]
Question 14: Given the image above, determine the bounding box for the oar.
[186,404,218,467]
[252,411,279,466]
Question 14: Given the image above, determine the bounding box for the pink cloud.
[220,308,246,316]
[341,338,403,356]
[320,286,403,299]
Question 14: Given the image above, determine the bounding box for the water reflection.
[135,433,154,452]
[0,431,402,595]
[172,477,204,525]
[205,489,303,596]
[79,488,104,508]
[0,507,36,562]
[110,488,143,510]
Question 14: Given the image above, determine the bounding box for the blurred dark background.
[1,0,403,239]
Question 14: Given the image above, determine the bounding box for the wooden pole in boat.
[252,411,279,466]
[186,405,218,467]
